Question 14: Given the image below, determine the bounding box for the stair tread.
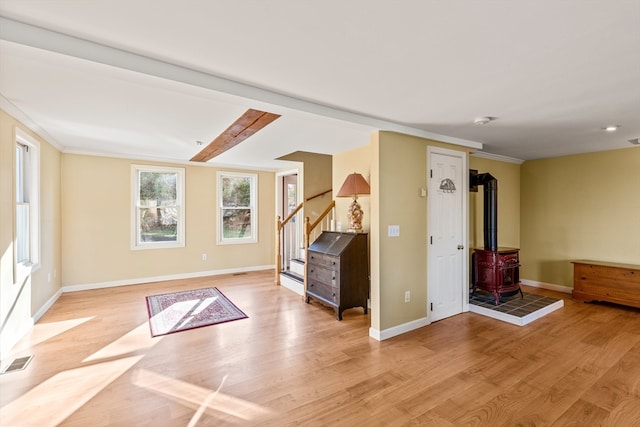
[281,270,304,282]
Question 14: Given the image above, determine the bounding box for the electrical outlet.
[404,290,410,302]
[201,253,207,261]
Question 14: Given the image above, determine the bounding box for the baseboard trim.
[521,279,572,294]
[62,265,275,293]
[33,288,63,323]
[369,317,429,341]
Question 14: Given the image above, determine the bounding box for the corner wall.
[469,156,521,250]
[0,109,62,358]
[520,147,640,288]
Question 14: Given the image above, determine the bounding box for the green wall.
[520,147,640,288]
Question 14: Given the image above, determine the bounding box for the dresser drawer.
[307,280,339,303]
[308,252,340,269]
[307,264,339,285]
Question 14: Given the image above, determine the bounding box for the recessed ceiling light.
[474,117,494,125]
[604,125,620,132]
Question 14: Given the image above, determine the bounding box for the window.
[15,130,40,270]
[132,165,185,249]
[218,172,257,244]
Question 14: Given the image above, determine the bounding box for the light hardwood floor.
[2,270,640,426]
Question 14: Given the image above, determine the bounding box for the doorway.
[277,170,301,272]
[427,147,469,322]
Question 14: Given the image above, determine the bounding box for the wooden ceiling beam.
[190,108,281,162]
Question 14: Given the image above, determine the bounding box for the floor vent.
[1,355,33,374]
[232,272,247,276]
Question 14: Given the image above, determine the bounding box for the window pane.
[139,207,178,242]
[222,208,252,238]
[139,171,177,206]
[222,176,251,207]
[16,203,30,262]
[132,165,185,249]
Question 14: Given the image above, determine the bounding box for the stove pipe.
[474,173,498,251]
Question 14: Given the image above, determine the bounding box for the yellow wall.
[61,154,275,286]
[0,109,62,357]
[521,147,640,287]
[469,156,521,250]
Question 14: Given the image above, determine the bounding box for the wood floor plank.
[2,272,640,426]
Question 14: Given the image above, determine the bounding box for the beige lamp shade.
[336,173,370,232]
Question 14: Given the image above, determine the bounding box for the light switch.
[388,225,400,237]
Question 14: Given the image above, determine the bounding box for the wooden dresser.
[306,231,368,320]
[572,260,640,308]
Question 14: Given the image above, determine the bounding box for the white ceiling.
[1,1,639,170]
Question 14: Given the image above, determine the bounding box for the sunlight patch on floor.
[132,368,276,424]
[0,356,144,427]
[83,322,161,362]
[9,317,94,355]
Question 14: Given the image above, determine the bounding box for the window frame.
[15,129,40,277]
[217,171,258,245]
[131,164,185,250]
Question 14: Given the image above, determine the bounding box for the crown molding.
[471,151,524,165]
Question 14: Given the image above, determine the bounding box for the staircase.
[279,251,305,295]
[276,200,335,297]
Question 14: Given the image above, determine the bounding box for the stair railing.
[304,200,336,250]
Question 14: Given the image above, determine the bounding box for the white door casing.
[427,147,469,322]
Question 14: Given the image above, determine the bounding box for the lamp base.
[347,197,364,232]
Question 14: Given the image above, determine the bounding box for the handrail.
[305,189,332,202]
[307,200,335,233]
[280,202,304,227]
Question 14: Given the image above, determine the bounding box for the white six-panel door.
[427,147,468,322]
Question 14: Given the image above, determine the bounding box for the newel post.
[275,215,281,285]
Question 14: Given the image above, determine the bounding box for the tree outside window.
[218,172,257,244]
[132,165,184,249]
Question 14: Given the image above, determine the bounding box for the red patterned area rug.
[145,287,248,337]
